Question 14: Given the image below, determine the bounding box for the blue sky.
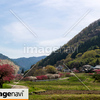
[0,0,100,58]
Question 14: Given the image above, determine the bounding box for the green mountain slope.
[66,49,100,69]
[35,19,100,67]
[67,19,100,46]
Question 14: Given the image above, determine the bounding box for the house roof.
[83,65,92,68]
[94,65,100,69]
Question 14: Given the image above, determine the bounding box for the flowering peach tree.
[36,75,48,80]
[0,64,14,88]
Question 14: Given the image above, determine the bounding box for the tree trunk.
[0,76,3,88]
[0,83,3,88]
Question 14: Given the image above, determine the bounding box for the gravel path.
[59,77,69,80]
[10,84,28,89]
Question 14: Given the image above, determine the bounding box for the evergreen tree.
[21,68,24,74]
[96,59,99,65]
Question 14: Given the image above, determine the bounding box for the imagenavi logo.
[0,89,28,100]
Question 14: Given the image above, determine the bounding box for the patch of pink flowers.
[59,73,64,77]
[66,73,70,77]
[36,75,48,80]
[95,69,100,74]
[73,70,79,73]
[0,64,14,82]
[3,75,15,82]
[88,73,94,76]
[15,74,23,80]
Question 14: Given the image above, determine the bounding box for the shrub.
[15,74,23,81]
[93,74,100,82]
[53,74,60,79]
[23,76,37,81]
[36,76,42,80]
[95,69,100,74]
[34,69,46,76]
[45,65,56,74]
[66,73,70,77]
[59,73,64,77]
[36,75,48,80]
[45,74,55,79]
[93,70,100,82]
[88,73,94,76]
[3,75,15,82]
[40,75,48,80]
[73,70,79,73]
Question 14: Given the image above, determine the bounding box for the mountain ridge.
[12,56,46,71]
[0,53,46,71]
[33,18,100,67]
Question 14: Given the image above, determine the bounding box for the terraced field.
[16,73,100,100]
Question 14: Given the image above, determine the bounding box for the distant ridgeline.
[32,19,100,69]
[12,56,46,71]
[0,53,46,72]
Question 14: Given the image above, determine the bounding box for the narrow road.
[11,85,28,89]
[59,77,69,80]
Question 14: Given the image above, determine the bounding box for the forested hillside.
[34,19,100,68]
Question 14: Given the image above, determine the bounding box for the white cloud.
[0,46,23,58]
[81,0,100,8]
[41,0,100,10]
[39,37,70,47]
[3,22,36,42]
[12,0,40,7]
[0,45,47,58]
[40,0,73,10]
[1,0,100,58]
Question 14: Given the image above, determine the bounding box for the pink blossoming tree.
[0,64,14,88]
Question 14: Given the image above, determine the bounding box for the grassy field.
[0,82,12,89]
[30,94,100,100]
[15,73,100,100]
